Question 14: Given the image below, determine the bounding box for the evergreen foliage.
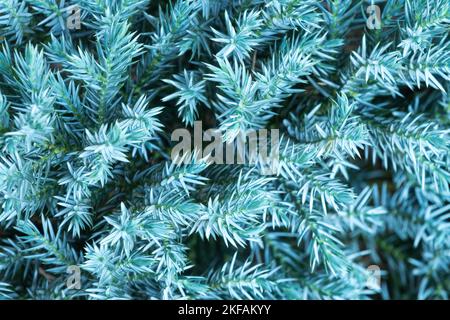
[0,0,449,300]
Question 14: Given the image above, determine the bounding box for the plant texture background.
[0,0,449,300]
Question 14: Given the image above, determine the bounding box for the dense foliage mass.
[0,0,449,300]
